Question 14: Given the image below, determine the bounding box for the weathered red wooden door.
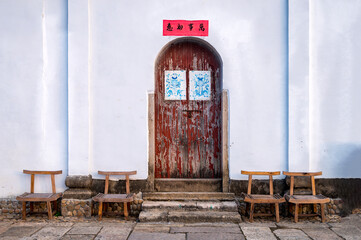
[155,38,222,178]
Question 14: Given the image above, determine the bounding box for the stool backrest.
[241,171,280,195]
[23,170,62,193]
[98,171,137,194]
[283,171,322,196]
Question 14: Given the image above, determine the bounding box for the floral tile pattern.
[189,71,211,100]
[164,70,186,100]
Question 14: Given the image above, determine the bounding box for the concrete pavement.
[0,214,360,239]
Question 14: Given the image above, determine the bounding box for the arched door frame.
[147,37,229,192]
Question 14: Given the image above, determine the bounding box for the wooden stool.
[241,171,285,222]
[283,171,330,223]
[16,170,62,220]
[92,171,137,220]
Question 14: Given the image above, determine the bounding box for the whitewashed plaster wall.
[1,0,360,198]
[67,0,288,180]
[55,0,361,180]
[309,0,361,178]
[0,0,68,197]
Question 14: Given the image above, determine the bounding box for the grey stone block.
[63,189,93,199]
[128,232,186,240]
[196,201,238,211]
[168,211,241,223]
[273,229,310,240]
[66,175,92,188]
[31,226,71,238]
[241,227,277,240]
[139,210,168,222]
[303,228,342,240]
[133,224,170,233]
[0,226,41,238]
[239,222,277,228]
[61,235,96,240]
[142,201,197,210]
[95,226,132,240]
[328,214,361,228]
[187,233,245,240]
[67,226,102,235]
[331,226,361,240]
[276,222,329,229]
[170,226,241,233]
[143,192,235,201]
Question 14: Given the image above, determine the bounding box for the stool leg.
[294,204,299,223]
[249,203,254,222]
[321,204,325,223]
[47,201,53,220]
[123,202,128,220]
[98,202,103,220]
[22,202,26,220]
[275,203,280,223]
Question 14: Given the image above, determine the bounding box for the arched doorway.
[154,37,223,179]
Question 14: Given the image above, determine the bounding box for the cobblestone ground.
[0,214,360,240]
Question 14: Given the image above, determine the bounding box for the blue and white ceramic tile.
[164,70,186,100]
[189,71,211,100]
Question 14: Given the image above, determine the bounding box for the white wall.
[1,0,360,198]
[288,0,310,172]
[0,0,68,197]
[309,0,361,178]
[67,0,288,180]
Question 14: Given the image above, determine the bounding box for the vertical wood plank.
[290,176,294,195]
[31,174,35,193]
[275,203,280,223]
[269,175,274,195]
[222,90,229,192]
[147,93,155,191]
[247,175,252,195]
[51,174,56,193]
[104,175,109,194]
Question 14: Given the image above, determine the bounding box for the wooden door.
[155,38,222,178]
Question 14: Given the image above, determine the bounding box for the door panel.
[155,38,222,178]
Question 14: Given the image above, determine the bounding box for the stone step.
[139,210,241,223]
[143,192,235,201]
[142,201,238,212]
[154,179,222,192]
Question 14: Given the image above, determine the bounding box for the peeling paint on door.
[155,38,223,178]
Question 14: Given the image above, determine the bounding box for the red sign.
[163,20,209,36]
